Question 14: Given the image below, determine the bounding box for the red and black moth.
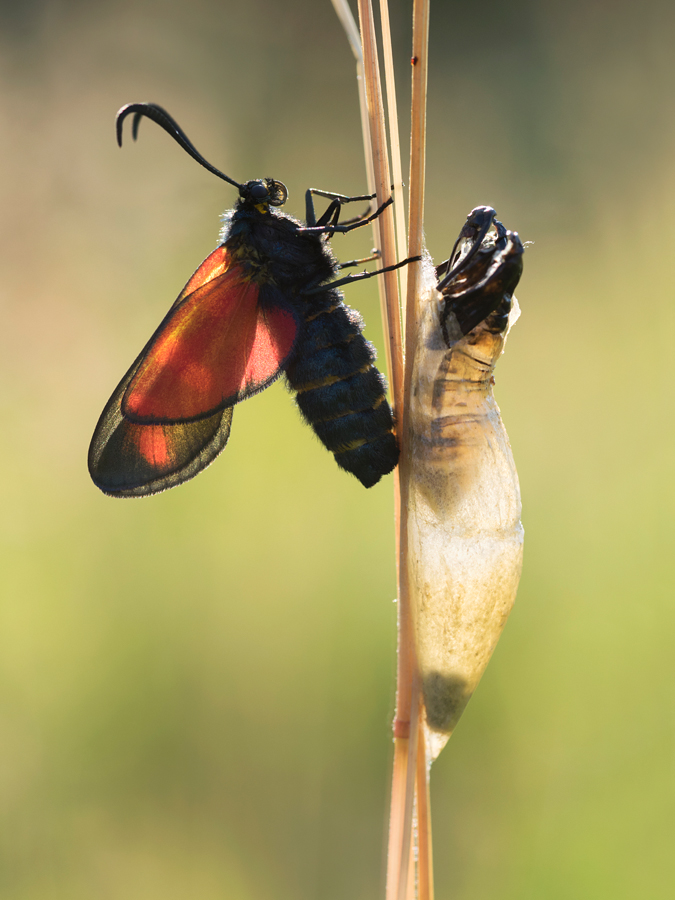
[89,103,418,497]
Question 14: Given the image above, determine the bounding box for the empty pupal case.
[407,209,525,761]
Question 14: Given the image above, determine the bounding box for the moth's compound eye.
[250,183,269,200]
[270,181,288,206]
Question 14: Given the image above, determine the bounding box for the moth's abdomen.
[286,299,398,487]
[289,332,375,385]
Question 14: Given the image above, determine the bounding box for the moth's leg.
[304,189,319,227]
[337,250,381,270]
[305,255,421,294]
[304,193,345,230]
[299,196,394,236]
[309,188,375,207]
[304,187,380,230]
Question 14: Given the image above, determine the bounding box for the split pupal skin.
[407,209,525,760]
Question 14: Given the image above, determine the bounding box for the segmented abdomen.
[285,290,399,487]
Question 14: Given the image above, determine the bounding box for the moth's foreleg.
[300,194,393,236]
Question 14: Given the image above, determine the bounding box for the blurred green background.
[1,0,674,897]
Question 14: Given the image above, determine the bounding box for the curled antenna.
[116,102,243,191]
[437,206,497,290]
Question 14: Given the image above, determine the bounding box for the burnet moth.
[89,103,417,497]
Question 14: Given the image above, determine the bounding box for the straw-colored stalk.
[355,0,403,408]
[403,4,432,898]
[377,0,409,317]
[353,6,415,900]
[331,2,431,898]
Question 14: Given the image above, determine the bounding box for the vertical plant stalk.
[405,0,430,341]
[356,0,403,413]
[416,722,433,900]
[401,2,432,896]
[404,3,432,894]
[329,0,376,197]
[329,0,388,378]
[353,4,417,900]
[331,2,430,898]
[378,2,423,898]
[378,0,409,315]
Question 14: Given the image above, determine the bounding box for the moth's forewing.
[89,243,304,496]
[123,261,299,423]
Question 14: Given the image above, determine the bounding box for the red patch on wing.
[122,250,297,422]
[135,425,171,468]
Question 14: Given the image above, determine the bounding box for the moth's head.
[239,179,288,212]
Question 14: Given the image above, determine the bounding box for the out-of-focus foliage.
[0,0,673,897]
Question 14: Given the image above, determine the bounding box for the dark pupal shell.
[438,207,524,344]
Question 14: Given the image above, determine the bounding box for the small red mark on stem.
[393,718,410,738]
[411,56,418,66]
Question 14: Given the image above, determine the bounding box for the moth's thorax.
[219,204,337,296]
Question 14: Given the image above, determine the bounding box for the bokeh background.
[1,0,674,897]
